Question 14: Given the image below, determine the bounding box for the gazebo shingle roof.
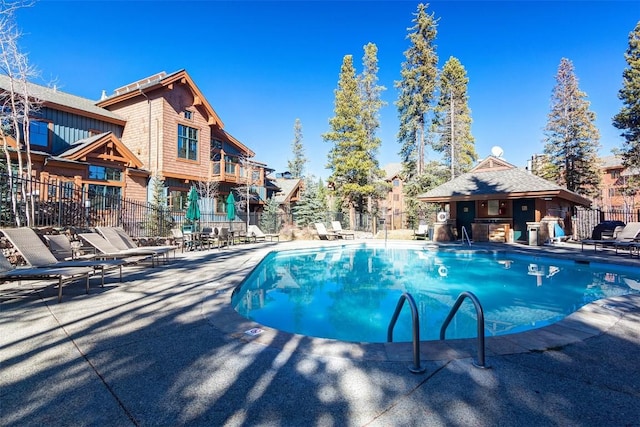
[418,156,592,206]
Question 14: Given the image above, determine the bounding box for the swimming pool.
[231,244,640,342]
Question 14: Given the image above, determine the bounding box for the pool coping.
[203,240,640,364]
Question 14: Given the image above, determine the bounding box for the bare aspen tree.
[0,0,40,226]
[234,154,259,230]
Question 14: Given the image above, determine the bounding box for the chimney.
[100,90,107,100]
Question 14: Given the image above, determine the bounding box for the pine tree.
[259,196,280,234]
[148,174,173,236]
[613,21,640,196]
[293,177,326,227]
[395,3,439,178]
[542,58,601,198]
[433,56,477,178]
[359,42,387,212]
[323,54,378,219]
[287,118,306,178]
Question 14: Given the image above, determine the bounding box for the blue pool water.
[231,245,640,342]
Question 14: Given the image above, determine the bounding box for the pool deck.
[1,239,639,426]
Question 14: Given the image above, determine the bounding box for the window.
[487,200,500,216]
[89,165,122,181]
[178,124,198,160]
[393,178,400,187]
[184,110,192,120]
[169,190,188,211]
[611,170,621,179]
[224,155,237,174]
[393,194,400,201]
[88,184,121,208]
[29,120,50,147]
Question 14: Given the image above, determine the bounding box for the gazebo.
[417,155,592,244]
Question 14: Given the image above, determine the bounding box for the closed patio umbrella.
[185,187,200,226]
[226,192,236,229]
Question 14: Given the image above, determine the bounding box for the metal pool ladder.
[461,226,472,246]
[440,291,489,369]
[387,292,425,374]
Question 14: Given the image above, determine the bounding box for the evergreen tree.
[395,3,439,177]
[287,118,306,178]
[403,161,449,228]
[433,56,477,178]
[323,54,378,219]
[541,58,601,198]
[259,196,280,234]
[359,42,387,212]
[293,177,326,227]
[613,21,640,194]
[148,174,173,236]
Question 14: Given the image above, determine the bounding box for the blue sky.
[16,1,639,180]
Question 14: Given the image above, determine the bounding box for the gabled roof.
[418,155,592,206]
[211,127,254,158]
[0,74,126,125]
[97,69,223,127]
[273,178,302,204]
[58,132,144,169]
[382,162,403,180]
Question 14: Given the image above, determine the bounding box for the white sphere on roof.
[491,146,504,157]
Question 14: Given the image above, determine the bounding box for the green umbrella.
[185,187,200,223]
[226,192,236,222]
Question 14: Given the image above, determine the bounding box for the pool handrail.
[440,291,489,369]
[387,292,425,374]
[461,226,472,246]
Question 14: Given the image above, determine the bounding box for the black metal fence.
[0,173,378,237]
[0,173,177,237]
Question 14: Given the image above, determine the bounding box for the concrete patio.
[1,239,639,426]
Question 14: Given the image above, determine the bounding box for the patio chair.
[581,222,640,253]
[330,221,355,239]
[78,232,160,267]
[218,227,235,247]
[170,227,202,252]
[1,228,126,287]
[245,225,280,243]
[96,226,178,261]
[414,223,429,240]
[0,254,92,302]
[314,223,339,240]
[548,223,570,245]
[200,227,221,250]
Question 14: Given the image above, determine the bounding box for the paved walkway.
[1,239,639,426]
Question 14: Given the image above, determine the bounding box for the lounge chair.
[314,223,339,240]
[0,254,92,302]
[96,226,178,261]
[581,222,640,253]
[44,234,98,260]
[414,223,429,240]
[549,223,570,245]
[78,232,160,267]
[331,221,355,239]
[245,225,280,243]
[1,228,126,287]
